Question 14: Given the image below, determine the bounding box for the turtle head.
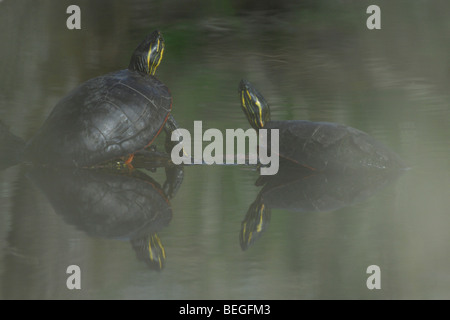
[129,30,165,76]
[239,79,271,130]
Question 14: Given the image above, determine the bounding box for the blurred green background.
[0,0,449,299]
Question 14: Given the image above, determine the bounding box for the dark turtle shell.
[25,69,171,167]
[263,120,405,172]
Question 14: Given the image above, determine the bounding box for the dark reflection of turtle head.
[131,234,166,270]
[27,167,173,271]
[240,194,271,251]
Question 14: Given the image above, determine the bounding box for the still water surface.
[0,1,449,299]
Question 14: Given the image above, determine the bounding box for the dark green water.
[0,0,449,299]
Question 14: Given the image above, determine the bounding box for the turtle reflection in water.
[28,165,174,270]
[240,165,404,250]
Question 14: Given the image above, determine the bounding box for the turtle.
[19,30,183,197]
[28,166,172,270]
[238,79,406,173]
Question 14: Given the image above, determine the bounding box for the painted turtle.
[25,30,178,170]
[239,80,406,172]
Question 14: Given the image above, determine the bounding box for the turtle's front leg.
[163,115,184,199]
